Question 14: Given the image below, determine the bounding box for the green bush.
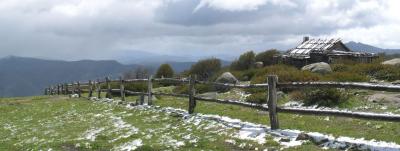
[322,72,369,82]
[155,63,174,78]
[255,49,280,66]
[303,88,349,107]
[190,58,221,81]
[173,84,217,94]
[246,92,267,104]
[251,64,321,83]
[230,51,256,70]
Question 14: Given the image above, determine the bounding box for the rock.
[367,93,400,106]
[296,133,310,141]
[216,72,239,84]
[277,91,285,100]
[382,58,400,66]
[254,62,264,68]
[197,92,217,99]
[301,62,332,74]
[215,72,239,91]
[279,137,291,142]
[392,80,400,85]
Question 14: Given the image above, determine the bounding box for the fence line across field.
[45,75,400,130]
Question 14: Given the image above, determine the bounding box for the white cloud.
[0,0,399,61]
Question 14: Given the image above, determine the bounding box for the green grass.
[152,96,400,144]
[0,95,283,150]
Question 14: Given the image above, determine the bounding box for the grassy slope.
[1,95,286,150]
[148,96,400,144]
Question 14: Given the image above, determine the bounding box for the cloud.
[0,0,399,62]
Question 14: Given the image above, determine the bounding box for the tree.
[230,51,256,70]
[190,58,221,81]
[255,49,280,66]
[122,66,149,79]
[155,63,174,78]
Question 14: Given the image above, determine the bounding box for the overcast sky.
[0,0,399,61]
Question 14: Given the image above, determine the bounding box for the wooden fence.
[45,75,400,130]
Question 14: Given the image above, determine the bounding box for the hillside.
[0,56,136,97]
[345,41,400,54]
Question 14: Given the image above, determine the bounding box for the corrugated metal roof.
[287,38,341,56]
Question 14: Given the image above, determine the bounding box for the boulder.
[367,93,400,106]
[296,133,310,141]
[254,62,264,68]
[301,62,332,74]
[382,58,400,66]
[197,92,217,99]
[216,72,239,84]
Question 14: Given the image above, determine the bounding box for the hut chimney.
[303,36,309,43]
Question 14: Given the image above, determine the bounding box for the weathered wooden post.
[106,77,112,99]
[97,79,101,99]
[147,75,153,105]
[56,84,59,95]
[65,83,69,95]
[50,86,53,95]
[188,75,196,114]
[71,82,76,94]
[120,77,125,101]
[88,80,93,98]
[61,84,64,95]
[77,81,81,98]
[267,75,279,130]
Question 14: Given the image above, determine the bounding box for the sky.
[0,0,399,61]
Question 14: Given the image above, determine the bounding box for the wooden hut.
[281,37,377,67]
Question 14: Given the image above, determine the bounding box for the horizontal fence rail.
[46,75,400,131]
[278,82,400,92]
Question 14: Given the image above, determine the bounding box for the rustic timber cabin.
[280,37,377,67]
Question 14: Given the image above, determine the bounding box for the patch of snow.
[112,139,143,151]
[80,128,105,141]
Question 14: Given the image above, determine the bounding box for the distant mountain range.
[0,56,230,97]
[0,56,137,97]
[345,41,400,54]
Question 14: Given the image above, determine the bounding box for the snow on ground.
[80,128,105,141]
[91,98,400,151]
[112,139,143,151]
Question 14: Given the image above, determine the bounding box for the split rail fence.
[45,75,400,130]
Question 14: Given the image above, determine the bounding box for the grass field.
[1,93,399,150]
[0,95,306,151]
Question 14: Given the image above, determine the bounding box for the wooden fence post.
[267,75,279,130]
[60,83,65,95]
[77,81,81,98]
[106,77,112,99]
[56,84,59,95]
[88,80,93,98]
[140,94,145,105]
[147,75,153,105]
[97,79,101,98]
[188,75,196,114]
[65,83,69,95]
[120,77,125,101]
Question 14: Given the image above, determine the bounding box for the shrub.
[251,64,321,83]
[255,49,280,66]
[246,92,267,104]
[173,84,216,94]
[322,72,369,82]
[230,51,256,70]
[155,63,174,78]
[302,88,349,107]
[190,58,221,81]
[288,90,305,101]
